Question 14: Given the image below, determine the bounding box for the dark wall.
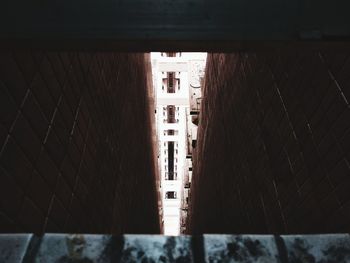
[0,52,160,234]
[189,52,350,234]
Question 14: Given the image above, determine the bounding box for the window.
[167,105,176,123]
[165,191,177,199]
[167,72,175,93]
[166,129,177,135]
[168,141,174,175]
[165,172,177,180]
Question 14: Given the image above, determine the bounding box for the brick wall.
[189,52,350,234]
[0,52,160,234]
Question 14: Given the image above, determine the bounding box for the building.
[181,56,206,234]
[0,53,161,234]
[152,52,206,235]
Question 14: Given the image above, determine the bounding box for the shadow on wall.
[0,52,160,234]
[189,52,350,234]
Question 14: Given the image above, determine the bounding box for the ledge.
[1,233,350,262]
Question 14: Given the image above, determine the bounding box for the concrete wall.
[0,52,160,234]
[189,52,350,234]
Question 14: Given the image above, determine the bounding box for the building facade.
[152,52,206,235]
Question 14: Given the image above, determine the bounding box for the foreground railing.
[0,233,349,262]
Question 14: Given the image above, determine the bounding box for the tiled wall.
[189,52,350,234]
[0,52,160,234]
